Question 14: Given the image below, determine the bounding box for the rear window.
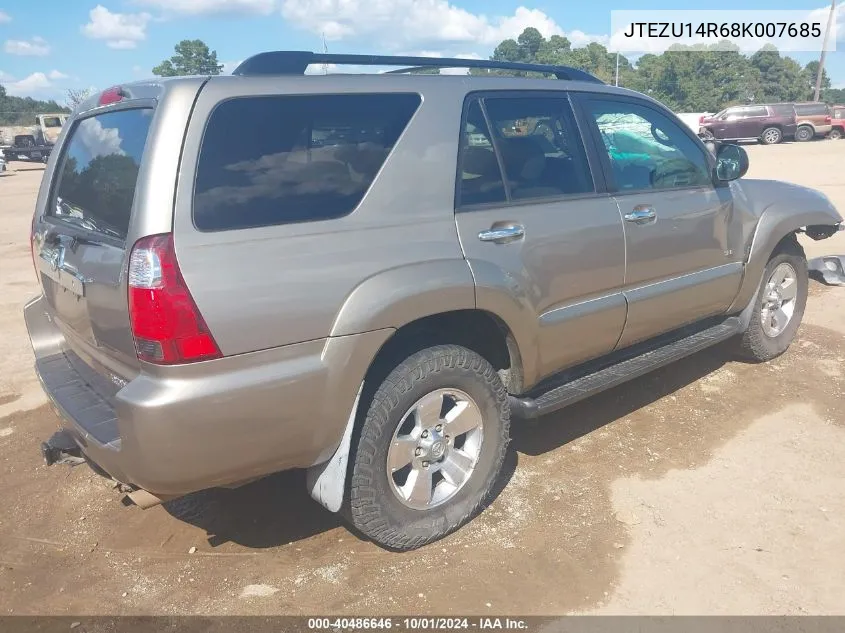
[794,103,829,116]
[50,108,153,241]
[193,93,422,231]
[769,104,795,116]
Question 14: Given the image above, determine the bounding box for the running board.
[509,316,742,419]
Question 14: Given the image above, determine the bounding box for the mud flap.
[305,384,363,513]
[809,255,845,286]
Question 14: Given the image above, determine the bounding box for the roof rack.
[232,51,603,84]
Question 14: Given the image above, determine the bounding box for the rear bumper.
[24,294,390,496]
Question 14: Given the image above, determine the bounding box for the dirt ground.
[1,141,844,616]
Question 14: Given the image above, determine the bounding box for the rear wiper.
[54,209,122,239]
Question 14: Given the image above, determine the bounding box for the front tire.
[760,127,783,145]
[829,128,843,140]
[795,125,814,142]
[738,241,808,362]
[347,345,510,550]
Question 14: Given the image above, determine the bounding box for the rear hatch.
[32,106,155,380]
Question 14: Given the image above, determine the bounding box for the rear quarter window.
[795,103,829,116]
[193,93,422,231]
[50,108,153,241]
[769,104,796,116]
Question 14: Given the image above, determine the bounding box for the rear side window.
[193,93,421,231]
[51,108,153,240]
[770,104,795,116]
[795,103,829,116]
[483,97,594,199]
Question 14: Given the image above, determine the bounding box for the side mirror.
[715,143,749,182]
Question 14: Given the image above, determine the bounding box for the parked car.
[828,105,845,140]
[699,104,797,144]
[790,102,832,141]
[27,52,843,551]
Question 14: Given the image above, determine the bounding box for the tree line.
[477,28,843,111]
[0,84,67,126]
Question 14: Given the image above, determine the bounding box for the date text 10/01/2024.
[307,618,529,630]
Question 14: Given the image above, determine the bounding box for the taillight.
[825,115,832,123]
[99,86,126,106]
[127,234,221,365]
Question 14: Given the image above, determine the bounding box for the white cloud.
[4,36,51,56]
[808,3,844,44]
[48,69,69,80]
[280,0,564,48]
[77,117,125,157]
[567,30,610,48]
[0,10,11,24]
[81,5,151,49]
[3,72,52,96]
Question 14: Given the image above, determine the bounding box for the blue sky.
[0,0,842,104]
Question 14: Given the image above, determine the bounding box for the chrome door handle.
[624,206,657,224]
[478,224,525,243]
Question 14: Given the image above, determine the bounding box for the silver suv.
[26,52,843,551]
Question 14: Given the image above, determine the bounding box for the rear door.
[574,93,742,348]
[737,105,769,138]
[32,107,154,376]
[454,92,626,384]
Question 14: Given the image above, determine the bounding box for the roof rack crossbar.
[232,51,603,84]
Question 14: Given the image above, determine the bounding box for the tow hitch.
[41,430,85,466]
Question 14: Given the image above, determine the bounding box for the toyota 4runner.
[26,52,843,551]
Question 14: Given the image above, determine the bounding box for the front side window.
[586,98,712,192]
[51,108,153,240]
[745,106,768,117]
[194,93,421,231]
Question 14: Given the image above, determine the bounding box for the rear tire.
[737,241,808,362]
[346,345,510,551]
[760,127,783,145]
[795,125,814,142]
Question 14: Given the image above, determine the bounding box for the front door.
[576,94,743,348]
[454,92,626,388]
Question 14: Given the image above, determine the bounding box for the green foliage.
[0,83,68,126]
[152,39,224,77]
[483,28,835,111]
[823,87,845,105]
